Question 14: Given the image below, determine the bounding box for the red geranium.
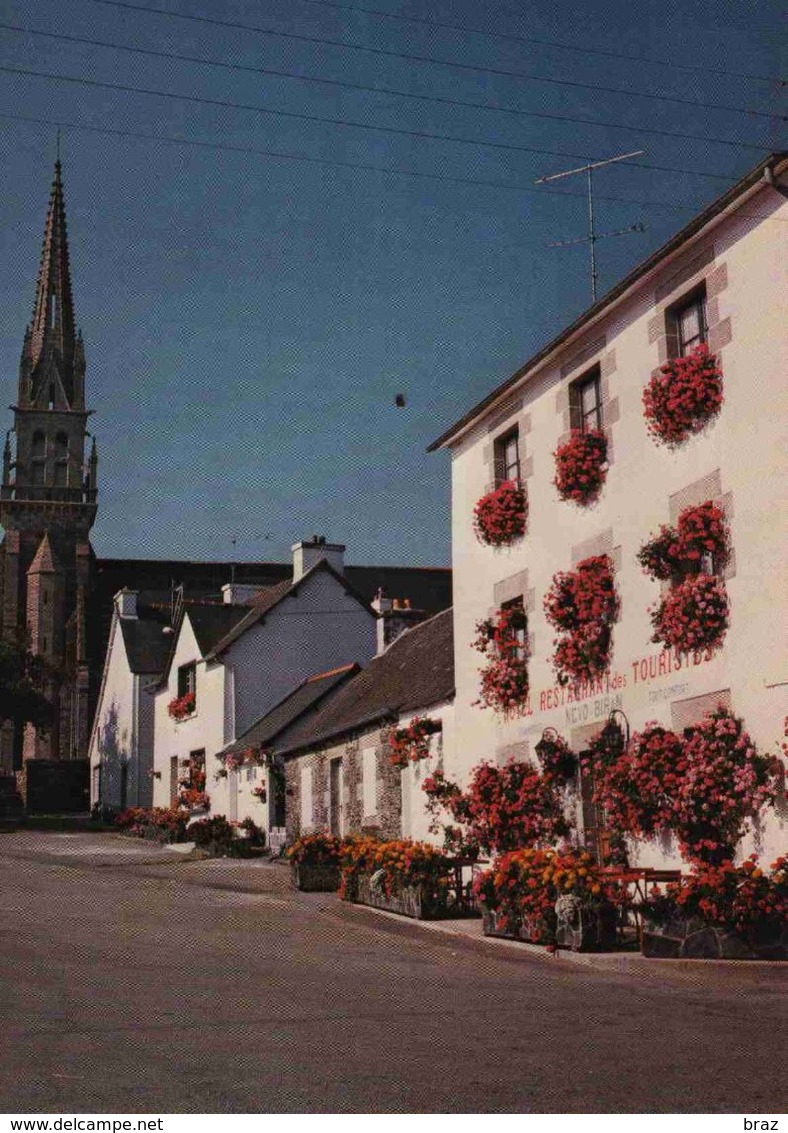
[553,428,608,505]
[473,480,528,546]
[650,574,729,654]
[544,555,619,686]
[167,691,195,721]
[472,605,530,717]
[643,343,724,446]
[389,716,442,769]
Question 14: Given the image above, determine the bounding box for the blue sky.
[0,0,784,567]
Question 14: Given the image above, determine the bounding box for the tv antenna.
[535,150,646,303]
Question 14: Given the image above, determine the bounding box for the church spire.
[23,160,81,410]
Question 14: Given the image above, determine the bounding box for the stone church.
[0,161,97,788]
[0,163,451,809]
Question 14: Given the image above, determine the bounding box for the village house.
[87,588,170,811]
[263,606,455,844]
[428,153,788,868]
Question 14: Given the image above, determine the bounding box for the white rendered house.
[428,154,788,867]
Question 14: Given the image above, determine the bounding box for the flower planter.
[352,874,462,920]
[292,862,341,892]
[481,907,555,945]
[554,895,618,952]
[641,916,788,960]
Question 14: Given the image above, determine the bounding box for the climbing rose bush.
[543,555,619,685]
[553,428,608,505]
[642,343,724,446]
[649,574,729,654]
[472,605,530,717]
[423,759,569,856]
[473,480,528,546]
[588,708,780,865]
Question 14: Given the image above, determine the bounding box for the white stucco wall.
[152,615,226,810]
[443,182,787,867]
[399,701,455,844]
[152,568,377,829]
[88,614,154,810]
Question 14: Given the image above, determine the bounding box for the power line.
[0,62,773,159]
[291,0,787,87]
[0,23,754,181]
[82,0,786,127]
[1,109,784,224]
[0,29,743,180]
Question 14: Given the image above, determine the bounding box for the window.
[177,662,196,700]
[494,428,520,485]
[501,596,527,661]
[671,289,707,356]
[569,366,602,433]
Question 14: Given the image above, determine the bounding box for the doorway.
[329,758,343,836]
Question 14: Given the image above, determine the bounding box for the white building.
[428,154,788,867]
[88,589,169,811]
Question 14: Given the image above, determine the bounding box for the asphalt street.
[0,830,786,1114]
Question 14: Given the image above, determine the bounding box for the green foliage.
[0,640,53,731]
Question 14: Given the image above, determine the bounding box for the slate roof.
[205,561,375,660]
[219,664,360,756]
[118,603,173,675]
[274,607,454,757]
[91,557,452,675]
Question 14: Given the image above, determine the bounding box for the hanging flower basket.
[543,555,619,686]
[650,574,729,654]
[553,428,608,506]
[473,480,528,546]
[642,343,724,446]
[472,605,530,717]
[389,716,442,769]
[638,501,729,582]
[534,731,577,784]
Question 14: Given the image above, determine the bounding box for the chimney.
[372,590,427,654]
[221,583,264,605]
[292,535,346,582]
[115,588,138,620]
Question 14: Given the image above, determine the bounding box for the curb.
[339,899,788,975]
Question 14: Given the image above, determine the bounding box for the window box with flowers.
[543,555,619,687]
[472,603,530,717]
[642,343,724,446]
[388,716,442,769]
[168,691,196,722]
[473,480,528,546]
[640,500,731,655]
[553,428,608,506]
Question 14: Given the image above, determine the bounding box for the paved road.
[0,831,786,1114]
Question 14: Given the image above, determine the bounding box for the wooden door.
[578,752,610,864]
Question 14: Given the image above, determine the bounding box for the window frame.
[493,426,521,487]
[669,286,708,357]
[500,595,527,662]
[569,365,602,434]
[177,662,196,702]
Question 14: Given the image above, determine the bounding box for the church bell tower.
[0,161,98,772]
